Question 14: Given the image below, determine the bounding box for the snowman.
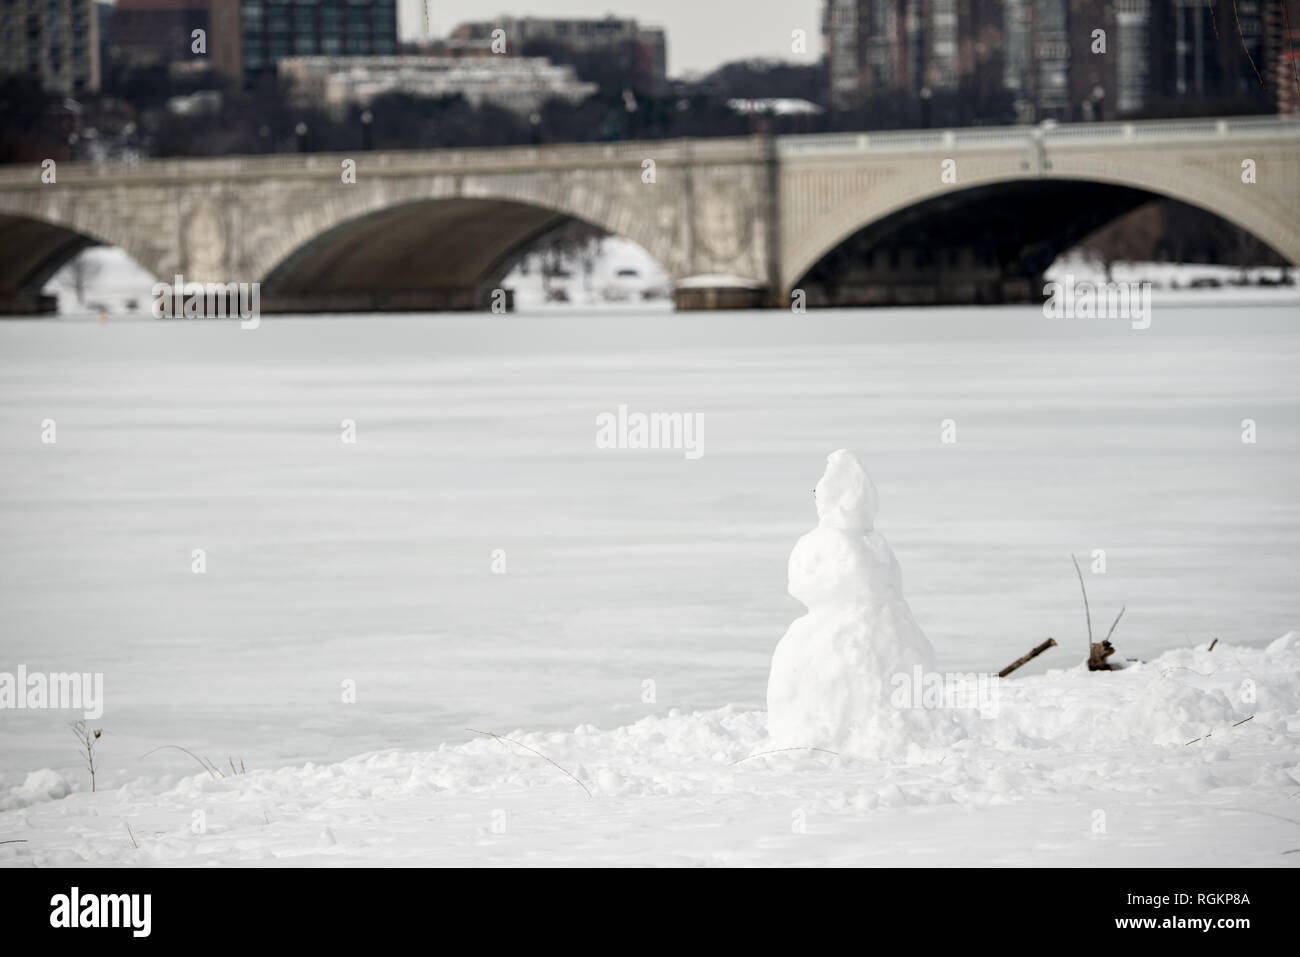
[766,450,939,757]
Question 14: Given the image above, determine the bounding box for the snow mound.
[1266,631,1297,656]
[0,769,71,811]
[0,640,1294,867]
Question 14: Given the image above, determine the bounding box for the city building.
[210,0,397,88]
[823,0,1000,111]
[1168,0,1269,101]
[928,0,959,91]
[0,0,101,94]
[1031,0,1071,117]
[823,0,926,110]
[1113,0,1152,113]
[956,0,1009,112]
[823,0,863,109]
[1002,0,1034,119]
[1265,0,1300,113]
[1063,0,1120,122]
[447,15,667,93]
[823,0,1294,122]
[103,0,210,69]
[277,55,598,116]
[96,0,113,55]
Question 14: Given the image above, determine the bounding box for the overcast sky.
[397,1,824,76]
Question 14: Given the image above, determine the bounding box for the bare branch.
[140,744,223,779]
[467,729,592,797]
[998,637,1058,678]
[1071,554,1093,647]
[1103,605,1126,644]
[733,746,841,765]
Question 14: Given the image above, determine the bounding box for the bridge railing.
[776,114,1299,156]
[1040,114,1295,141]
[0,135,773,185]
[0,116,1293,183]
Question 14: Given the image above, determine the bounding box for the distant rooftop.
[727,98,824,116]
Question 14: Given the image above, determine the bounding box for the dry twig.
[467,728,592,798]
[71,721,101,792]
[998,638,1058,678]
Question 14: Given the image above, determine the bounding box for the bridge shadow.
[261,197,577,313]
[791,178,1291,308]
[0,214,102,315]
[0,197,672,316]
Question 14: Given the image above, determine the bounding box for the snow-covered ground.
[40,246,158,317]
[3,637,1295,866]
[1045,255,1299,305]
[502,237,674,311]
[41,246,1299,318]
[5,257,1297,867]
[39,240,677,317]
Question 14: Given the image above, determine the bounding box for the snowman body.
[766,450,937,757]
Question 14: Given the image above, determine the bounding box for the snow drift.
[1,637,1294,866]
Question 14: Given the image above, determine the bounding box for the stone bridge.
[0,115,1296,313]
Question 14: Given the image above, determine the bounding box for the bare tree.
[64,251,103,306]
[529,221,610,299]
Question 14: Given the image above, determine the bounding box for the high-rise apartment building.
[1002,0,1033,118]
[1113,0,1151,113]
[1031,0,1071,117]
[210,0,397,88]
[825,0,1005,112]
[823,0,1292,121]
[1264,0,1300,113]
[825,0,938,109]
[824,0,863,109]
[1171,0,1219,96]
[104,0,210,69]
[0,0,101,94]
[927,0,959,90]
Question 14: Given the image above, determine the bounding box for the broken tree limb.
[1087,605,1126,671]
[1088,639,1117,671]
[998,638,1058,678]
[1070,557,1125,671]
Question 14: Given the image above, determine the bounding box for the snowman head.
[814,449,878,532]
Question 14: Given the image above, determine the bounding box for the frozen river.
[1,303,1297,787]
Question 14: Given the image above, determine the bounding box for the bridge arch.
[781,135,1300,301]
[256,190,674,312]
[780,171,1300,302]
[785,177,1189,306]
[0,205,165,315]
[0,142,710,314]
